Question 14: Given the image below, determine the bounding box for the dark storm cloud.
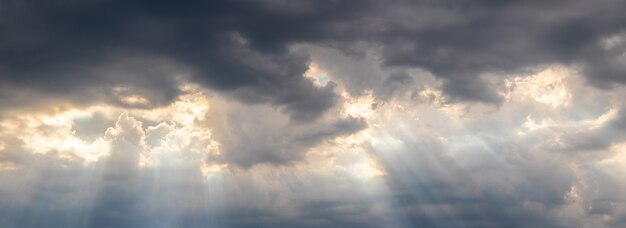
[309,0,626,103]
[3,0,626,110]
[373,0,626,102]
[0,0,364,120]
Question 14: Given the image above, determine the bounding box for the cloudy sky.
[1,0,626,227]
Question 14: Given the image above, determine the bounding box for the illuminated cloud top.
[1,1,626,227]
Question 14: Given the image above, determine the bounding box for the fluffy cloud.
[0,88,385,227]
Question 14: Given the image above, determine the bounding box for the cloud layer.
[1,0,626,227]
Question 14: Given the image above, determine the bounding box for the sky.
[1,0,626,227]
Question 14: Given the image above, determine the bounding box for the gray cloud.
[0,0,348,120]
[208,99,367,168]
[4,0,625,112]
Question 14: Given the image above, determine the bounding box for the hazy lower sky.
[2,1,626,227]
